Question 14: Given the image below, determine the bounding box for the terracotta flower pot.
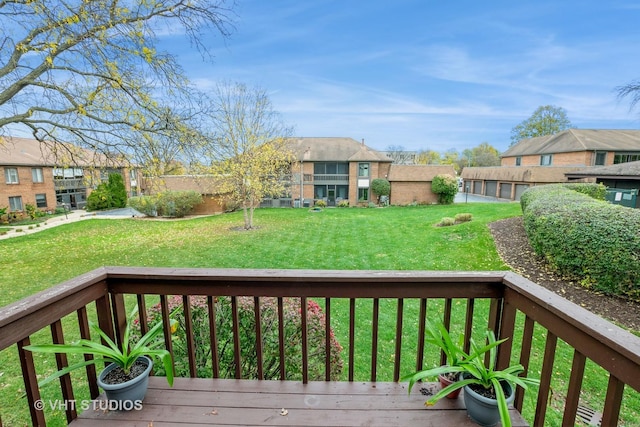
[438,373,462,399]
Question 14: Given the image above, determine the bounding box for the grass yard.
[1,203,638,426]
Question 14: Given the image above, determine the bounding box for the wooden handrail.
[0,268,639,426]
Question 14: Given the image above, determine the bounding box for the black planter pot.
[463,381,514,427]
[97,356,153,409]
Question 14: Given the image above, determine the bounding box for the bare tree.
[194,82,294,229]
[0,0,235,157]
[385,145,415,164]
[617,80,640,112]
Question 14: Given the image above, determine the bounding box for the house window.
[32,168,44,183]
[5,167,19,184]
[9,196,23,211]
[614,153,640,164]
[515,157,522,166]
[595,152,607,166]
[35,193,47,208]
[358,188,369,201]
[540,154,553,166]
[358,163,370,177]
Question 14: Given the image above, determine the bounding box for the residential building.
[500,129,640,167]
[288,137,455,207]
[1,136,140,213]
[566,160,640,208]
[462,129,640,201]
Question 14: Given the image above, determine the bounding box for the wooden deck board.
[71,377,529,426]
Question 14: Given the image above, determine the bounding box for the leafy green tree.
[371,178,390,203]
[0,0,235,155]
[415,149,441,165]
[107,173,127,208]
[510,105,573,146]
[431,174,458,205]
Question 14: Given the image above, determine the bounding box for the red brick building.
[1,137,140,213]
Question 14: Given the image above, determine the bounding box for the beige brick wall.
[390,182,437,205]
[502,151,618,167]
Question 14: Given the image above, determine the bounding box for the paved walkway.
[0,208,142,240]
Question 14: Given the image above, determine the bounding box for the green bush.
[86,173,127,211]
[437,217,455,227]
[128,191,203,218]
[337,200,349,208]
[454,213,473,223]
[520,184,640,299]
[315,199,327,208]
[137,296,343,381]
[431,174,458,204]
[371,178,390,202]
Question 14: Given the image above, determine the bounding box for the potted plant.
[24,305,175,408]
[404,329,539,427]
[402,320,468,398]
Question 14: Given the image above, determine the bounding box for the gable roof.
[288,137,392,162]
[501,129,640,157]
[0,136,123,167]
[461,166,585,183]
[565,160,640,180]
[387,165,455,181]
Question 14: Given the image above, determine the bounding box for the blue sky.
[169,1,640,153]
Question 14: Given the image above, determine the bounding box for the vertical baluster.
[159,295,175,378]
[301,296,309,384]
[562,351,586,426]
[50,320,76,423]
[393,298,404,382]
[463,298,475,354]
[17,337,45,426]
[136,295,148,336]
[77,307,99,399]
[182,295,197,378]
[371,298,380,382]
[253,297,264,380]
[325,297,331,381]
[207,296,220,378]
[110,293,126,348]
[515,316,535,411]
[277,297,285,380]
[496,300,516,371]
[348,298,356,382]
[533,331,557,427]
[601,375,624,426]
[441,298,452,366]
[416,298,427,373]
[231,296,242,379]
[95,295,114,347]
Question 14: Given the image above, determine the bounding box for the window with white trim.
[32,168,44,183]
[35,193,47,208]
[9,196,23,211]
[540,154,553,166]
[4,167,19,184]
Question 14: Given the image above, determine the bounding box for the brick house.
[287,137,454,207]
[461,129,640,201]
[1,137,140,214]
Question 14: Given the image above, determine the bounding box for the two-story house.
[461,129,640,201]
[1,137,140,213]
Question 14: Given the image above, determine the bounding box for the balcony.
[1,268,639,426]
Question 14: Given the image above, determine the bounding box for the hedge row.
[520,183,640,300]
[128,191,203,218]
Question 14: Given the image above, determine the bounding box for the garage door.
[484,181,497,197]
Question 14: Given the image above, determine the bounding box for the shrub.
[25,204,38,220]
[137,296,343,381]
[371,178,390,202]
[315,199,327,208]
[437,217,455,227]
[520,184,640,299]
[86,185,113,211]
[128,195,158,216]
[337,200,349,208]
[107,173,128,208]
[128,191,203,218]
[454,213,473,223]
[431,174,458,205]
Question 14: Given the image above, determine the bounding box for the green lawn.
[1,203,638,426]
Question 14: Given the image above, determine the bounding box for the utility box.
[605,188,639,208]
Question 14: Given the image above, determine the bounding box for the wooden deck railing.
[1,268,639,426]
